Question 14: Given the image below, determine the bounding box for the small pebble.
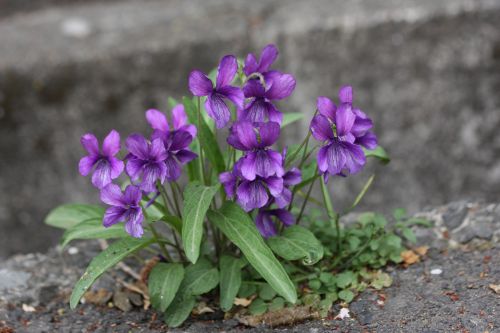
[430,268,443,275]
[67,247,79,255]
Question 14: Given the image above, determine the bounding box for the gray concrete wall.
[1,0,500,257]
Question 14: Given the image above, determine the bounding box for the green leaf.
[161,215,183,234]
[371,272,392,290]
[268,297,285,311]
[180,258,219,296]
[267,225,324,265]
[45,204,104,229]
[338,289,354,302]
[405,218,432,227]
[259,283,277,301]
[346,175,375,212]
[61,218,128,248]
[238,283,257,298]
[282,112,304,127]
[249,298,267,315]
[393,208,407,220]
[219,255,243,311]
[70,238,153,309]
[183,97,225,174]
[148,263,184,312]
[402,227,417,244]
[207,202,297,303]
[164,295,196,328]
[364,146,390,164]
[182,183,220,263]
[336,271,356,289]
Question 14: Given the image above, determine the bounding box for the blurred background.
[1,0,499,258]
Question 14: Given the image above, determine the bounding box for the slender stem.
[295,176,317,225]
[297,131,311,169]
[173,181,184,202]
[170,182,182,217]
[296,190,323,206]
[197,97,207,185]
[157,183,175,215]
[292,273,318,283]
[320,176,341,254]
[286,132,310,168]
[148,225,173,262]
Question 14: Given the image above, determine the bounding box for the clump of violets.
[76,45,379,240]
[54,44,389,325]
[78,105,197,237]
[310,86,377,181]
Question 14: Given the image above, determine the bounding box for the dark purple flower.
[310,86,377,180]
[188,55,244,128]
[239,73,296,124]
[79,130,124,189]
[145,107,198,179]
[243,44,279,77]
[219,159,284,212]
[101,184,144,238]
[227,121,284,180]
[255,208,295,238]
[125,134,168,193]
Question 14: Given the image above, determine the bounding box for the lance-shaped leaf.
[61,218,128,248]
[207,202,297,303]
[219,255,245,311]
[182,183,220,263]
[70,237,153,309]
[45,204,104,229]
[364,146,390,164]
[149,263,185,312]
[267,225,324,265]
[183,97,225,174]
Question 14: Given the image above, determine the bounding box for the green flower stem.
[295,176,317,225]
[286,131,310,168]
[148,225,173,262]
[157,182,174,215]
[297,131,311,169]
[296,190,323,206]
[197,97,207,185]
[292,273,318,283]
[320,176,341,254]
[170,182,182,217]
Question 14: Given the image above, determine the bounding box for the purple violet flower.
[188,55,244,129]
[125,134,168,193]
[310,86,377,180]
[101,184,144,238]
[255,208,295,238]
[219,158,284,212]
[227,121,284,180]
[239,73,296,124]
[145,107,198,177]
[146,104,197,139]
[79,130,124,189]
[243,44,278,77]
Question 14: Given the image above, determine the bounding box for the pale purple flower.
[310,86,377,180]
[101,184,144,238]
[239,73,296,124]
[79,130,124,189]
[255,208,295,238]
[188,55,244,128]
[146,105,197,139]
[125,134,168,193]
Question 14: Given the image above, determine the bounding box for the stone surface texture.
[0,201,499,332]
[1,0,500,259]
